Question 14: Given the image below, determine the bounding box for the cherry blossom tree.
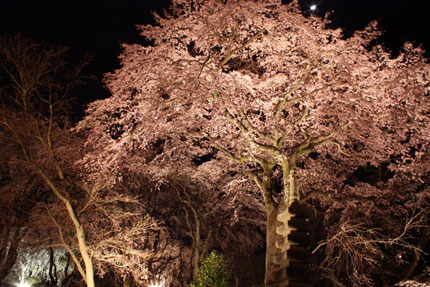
[78,1,430,286]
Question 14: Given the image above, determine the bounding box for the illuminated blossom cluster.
[77,0,430,286]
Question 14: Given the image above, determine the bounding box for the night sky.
[1,0,429,106]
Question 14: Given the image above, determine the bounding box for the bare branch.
[43,204,87,284]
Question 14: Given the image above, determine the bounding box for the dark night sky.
[1,0,429,105]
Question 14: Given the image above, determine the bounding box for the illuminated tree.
[0,32,98,287]
[78,1,430,286]
[0,34,188,287]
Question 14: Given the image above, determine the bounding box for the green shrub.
[189,251,234,287]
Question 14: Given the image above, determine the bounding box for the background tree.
[78,0,430,286]
[0,184,31,283]
[0,32,98,287]
[94,169,266,286]
[0,151,39,283]
[0,33,172,287]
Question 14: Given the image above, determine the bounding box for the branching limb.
[236,108,276,144]
[204,134,248,164]
[250,170,276,210]
[171,179,203,280]
[224,109,280,156]
[292,122,351,159]
[202,131,270,169]
[278,102,313,147]
[43,204,87,284]
[274,54,320,141]
[0,118,33,164]
[333,140,351,157]
[217,24,263,71]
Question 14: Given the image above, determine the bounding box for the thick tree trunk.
[263,165,317,287]
[265,208,288,287]
[265,201,317,287]
[37,168,95,287]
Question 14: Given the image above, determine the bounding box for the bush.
[190,251,234,287]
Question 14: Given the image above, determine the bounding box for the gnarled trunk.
[265,200,318,287]
[265,207,287,287]
[261,165,318,287]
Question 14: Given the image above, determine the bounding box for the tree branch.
[224,109,280,156]
[274,54,320,142]
[43,204,87,284]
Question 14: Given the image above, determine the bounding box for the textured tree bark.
[75,223,95,287]
[0,220,23,283]
[265,208,289,287]
[259,166,289,287]
[0,241,18,283]
[265,202,318,287]
[263,166,317,287]
[37,168,95,287]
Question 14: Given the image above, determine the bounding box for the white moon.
[310,4,317,11]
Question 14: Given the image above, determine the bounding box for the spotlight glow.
[16,282,31,287]
[310,4,317,11]
[148,280,163,287]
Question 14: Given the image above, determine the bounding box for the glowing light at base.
[16,281,31,287]
[148,280,163,287]
[16,270,31,287]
